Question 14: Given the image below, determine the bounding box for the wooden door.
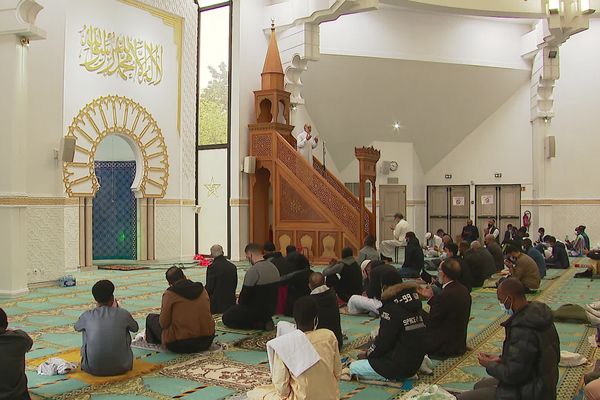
[499,185,521,230]
[475,185,497,240]
[428,186,448,236]
[379,185,407,241]
[449,186,470,239]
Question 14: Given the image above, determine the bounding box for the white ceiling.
[302,54,530,171]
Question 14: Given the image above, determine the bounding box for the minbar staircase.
[249,130,374,263]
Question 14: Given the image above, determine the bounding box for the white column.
[0,35,30,295]
[0,0,45,295]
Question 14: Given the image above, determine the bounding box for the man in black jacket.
[545,236,570,269]
[484,234,504,272]
[399,232,424,278]
[461,219,480,243]
[458,278,560,400]
[308,272,343,349]
[222,243,280,330]
[206,244,238,314]
[350,270,426,381]
[322,247,363,303]
[463,241,495,287]
[0,307,33,400]
[418,258,471,358]
[282,252,312,316]
[264,241,292,277]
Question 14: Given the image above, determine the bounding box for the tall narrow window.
[198,3,230,146]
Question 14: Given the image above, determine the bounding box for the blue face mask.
[499,298,513,315]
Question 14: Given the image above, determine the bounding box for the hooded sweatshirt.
[487,301,560,400]
[160,279,215,345]
[367,282,426,380]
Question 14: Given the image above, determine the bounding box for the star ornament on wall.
[203,177,221,198]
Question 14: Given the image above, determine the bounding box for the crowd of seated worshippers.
[4,226,594,399]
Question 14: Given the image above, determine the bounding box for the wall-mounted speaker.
[243,156,256,174]
[61,136,76,162]
[544,136,556,159]
[380,160,391,175]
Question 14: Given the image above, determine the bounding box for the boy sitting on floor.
[74,280,138,376]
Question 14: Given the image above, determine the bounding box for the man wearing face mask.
[502,244,540,292]
[458,278,560,400]
[222,243,280,330]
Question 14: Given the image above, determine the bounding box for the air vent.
[387,177,399,184]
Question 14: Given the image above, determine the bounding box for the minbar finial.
[271,19,275,31]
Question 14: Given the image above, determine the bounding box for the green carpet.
[0,260,595,399]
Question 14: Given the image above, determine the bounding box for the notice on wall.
[481,194,494,205]
[452,196,465,206]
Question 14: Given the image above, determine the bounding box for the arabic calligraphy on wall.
[79,24,164,86]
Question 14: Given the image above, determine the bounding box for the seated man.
[350,270,426,381]
[75,280,138,376]
[322,247,363,303]
[461,219,480,243]
[464,241,495,287]
[223,243,280,330]
[503,244,540,292]
[146,266,215,353]
[347,260,395,316]
[264,241,292,277]
[580,225,591,251]
[502,224,515,245]
[567,226,587,256]
[357,234,380,265]
[205,244,237,314]
[379,213,410,261]
[247,296,341,400]
[458,278,560,400]
[545,236,570,269]
[484,234,504,272]
[399,232,424,278]
[417,259,472,358]
[282,252,312,316]
[0,307,33,400]
[309,272,343,349]
[523,238,546,279]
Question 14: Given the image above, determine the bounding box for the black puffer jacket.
[367,282,426,380]
[487,301,560,400]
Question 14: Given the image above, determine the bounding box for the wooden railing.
[313,158,374,239]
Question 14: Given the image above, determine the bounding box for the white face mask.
[499,298,513,315]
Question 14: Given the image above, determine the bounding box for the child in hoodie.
[146,266,215,353]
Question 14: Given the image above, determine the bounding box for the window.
[198,3,230,146]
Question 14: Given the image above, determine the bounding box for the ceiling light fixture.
[393,122,401,130]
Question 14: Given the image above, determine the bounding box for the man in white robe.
[380,213,411,261]
[296,124,318,164]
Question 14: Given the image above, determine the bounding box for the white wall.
[320,7,531,70]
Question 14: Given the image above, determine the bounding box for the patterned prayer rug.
[234,331,275,351]
[161,353,271,391]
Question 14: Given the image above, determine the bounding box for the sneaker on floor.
[264,319,275,331]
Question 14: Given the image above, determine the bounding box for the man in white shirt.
[296,124,318,163]
[380,213,411,261]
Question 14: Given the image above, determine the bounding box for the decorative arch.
[63,95,169,198]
